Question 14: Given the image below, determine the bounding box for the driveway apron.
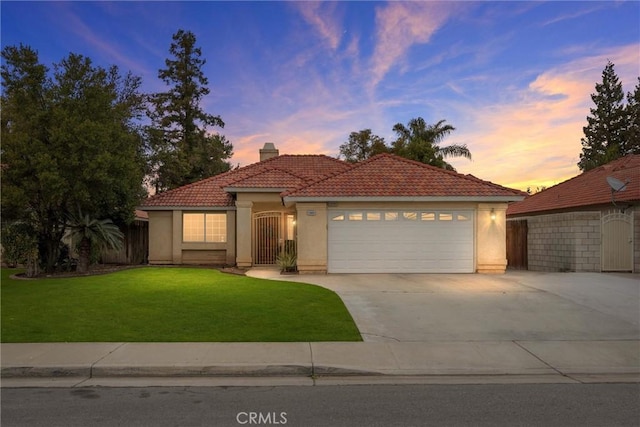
[249,270,640,343]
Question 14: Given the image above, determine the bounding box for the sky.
[2,1,639,191]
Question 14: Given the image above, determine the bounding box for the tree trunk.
[25,247,40,278]
[76,237,91,274]
[39,237,60,273]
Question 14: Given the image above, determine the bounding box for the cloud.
[370,2,456,87]
[292,2,343,51]
[539,4,604,27]
[55,3,150,76]
[446,44,640,191]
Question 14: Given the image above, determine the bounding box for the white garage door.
[328,210,474,273]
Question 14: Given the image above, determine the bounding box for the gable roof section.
[507,154,640,216]
[282,154,526,202]
[140,155,351,208]
[224,167,307,190]
[141,172,236,208]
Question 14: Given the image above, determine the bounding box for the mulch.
[9,264,248,280]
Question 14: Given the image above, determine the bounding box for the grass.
[1,267,362,343]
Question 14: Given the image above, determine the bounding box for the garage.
[328,209,475,273]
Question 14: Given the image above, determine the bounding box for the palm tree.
[65,211,124,274]
[391,118,471,170]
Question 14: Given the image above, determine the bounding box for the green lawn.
[1,267,362,342]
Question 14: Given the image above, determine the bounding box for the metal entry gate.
[252,211,283,265]
[602,211,633,271]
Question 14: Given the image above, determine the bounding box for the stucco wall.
[476,203,508,273]
[147,209,235,266]
[526,212,601,272]
[148,211,173,264]
[295,202,328,274]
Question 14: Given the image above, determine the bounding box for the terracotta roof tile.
[283,154,525,198]
[507,154,640,216]
[224,168,306,188]
[140,155,350,208]
[141,173,235,207]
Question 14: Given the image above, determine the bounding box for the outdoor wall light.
[490,208,496,221]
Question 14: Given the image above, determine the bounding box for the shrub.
[1,221,37,268]
[276,251,297,273]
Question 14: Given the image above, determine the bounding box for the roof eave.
[224,187,289,193]
[282,195,526,203]
[138,206,235,211]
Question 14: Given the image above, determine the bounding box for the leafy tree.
[578,61,629,171]
[338,129,388,162]
[391,118,471,170]
[148,29,233,192]
[65,212,124,274]
[1,45,147,272]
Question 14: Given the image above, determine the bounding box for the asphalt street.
[2,384,639,427]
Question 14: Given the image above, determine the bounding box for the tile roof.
[140,171,236,208]
[140,155,351,208]
[224,168,306,189]
[282,153,526,199]
[507,154,640,216]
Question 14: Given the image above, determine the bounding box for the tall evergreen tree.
[148,29,233,192]
[1,45,146,272]
[578,61,628,171]
[623,77,640,155]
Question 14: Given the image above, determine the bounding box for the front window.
[183,213,227,242]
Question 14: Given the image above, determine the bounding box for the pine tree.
[578,61,627,171]
[623,77,640,155]
[148,29,233,192]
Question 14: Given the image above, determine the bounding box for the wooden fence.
[101,220,148,265]
[506,219,528,270]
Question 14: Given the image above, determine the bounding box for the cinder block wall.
[526,212,601,272]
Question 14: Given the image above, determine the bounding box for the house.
[506,154,640,273]
[139,143,525,274]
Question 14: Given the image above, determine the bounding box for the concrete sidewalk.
[2,340,639,386]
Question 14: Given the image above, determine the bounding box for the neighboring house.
[139,143,525,274]
[507,155,640,273]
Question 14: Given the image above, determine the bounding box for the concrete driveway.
[248,270,640,342]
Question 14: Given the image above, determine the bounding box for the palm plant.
[392,118,471,170]
[65,211,124,273]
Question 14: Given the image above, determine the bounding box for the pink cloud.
[292,2,343,51]
[371,2,457,87]
[447,44,640,191]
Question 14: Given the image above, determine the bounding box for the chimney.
[259,142,279,162]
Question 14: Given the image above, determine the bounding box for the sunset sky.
[2,1,639,191]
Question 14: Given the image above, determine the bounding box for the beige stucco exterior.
[476,203,508,273]
[146,196,510,274]
[147,209,235,266]
[295,203,328,274]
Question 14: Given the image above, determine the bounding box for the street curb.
[3,365,639,381]
[1,366,91,378]
[90,364,313,378]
